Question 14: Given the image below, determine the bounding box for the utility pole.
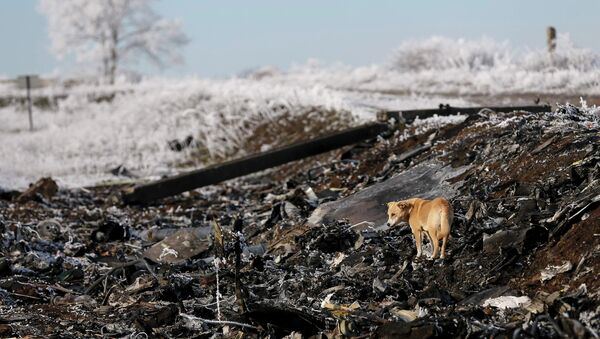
[17,75,42,131]
[26,76,33,131]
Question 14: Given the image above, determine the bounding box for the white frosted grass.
[0,78,365,189]
[2,35,599,189]
[2,34,598,99]
[264,35,600,96]
[1,77,473,189]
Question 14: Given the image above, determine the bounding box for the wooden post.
[17,75,42,130]
[547,26,556,53]
[26,75,33,131]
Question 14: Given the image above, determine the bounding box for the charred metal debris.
[0,104,599,338]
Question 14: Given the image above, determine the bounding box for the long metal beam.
[124,122,389,203]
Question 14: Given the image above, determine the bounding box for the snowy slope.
[0,78,474,189]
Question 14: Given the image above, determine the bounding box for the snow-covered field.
[1,36,599,190]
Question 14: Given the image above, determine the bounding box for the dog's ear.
[387,201,395,207]
[396,201,409,210]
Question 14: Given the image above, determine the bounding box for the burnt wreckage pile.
[0,105,599,338]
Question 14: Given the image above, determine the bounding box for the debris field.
[1,104,599,338]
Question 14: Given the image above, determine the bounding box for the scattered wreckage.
[0,104,599,338]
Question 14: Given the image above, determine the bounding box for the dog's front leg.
[413,228,423,258]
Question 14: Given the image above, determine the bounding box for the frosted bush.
[390,36,512,72]
[522,34,600,72]
[347,35,600,95]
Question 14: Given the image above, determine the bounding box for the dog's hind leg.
[439,207,452,258]
[441,235,448,259]
[429,230,439,259]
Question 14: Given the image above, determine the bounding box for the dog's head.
[386,201,412,226]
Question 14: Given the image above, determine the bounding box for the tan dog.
[386,197,453,259]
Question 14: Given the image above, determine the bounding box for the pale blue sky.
[1,0,599,78]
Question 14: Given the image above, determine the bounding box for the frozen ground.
[1,35,599,190]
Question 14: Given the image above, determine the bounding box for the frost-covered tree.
[38,0,189,84]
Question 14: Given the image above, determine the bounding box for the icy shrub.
[390,36,512,72]
[522,34,600,72]
[380,35,600,95]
